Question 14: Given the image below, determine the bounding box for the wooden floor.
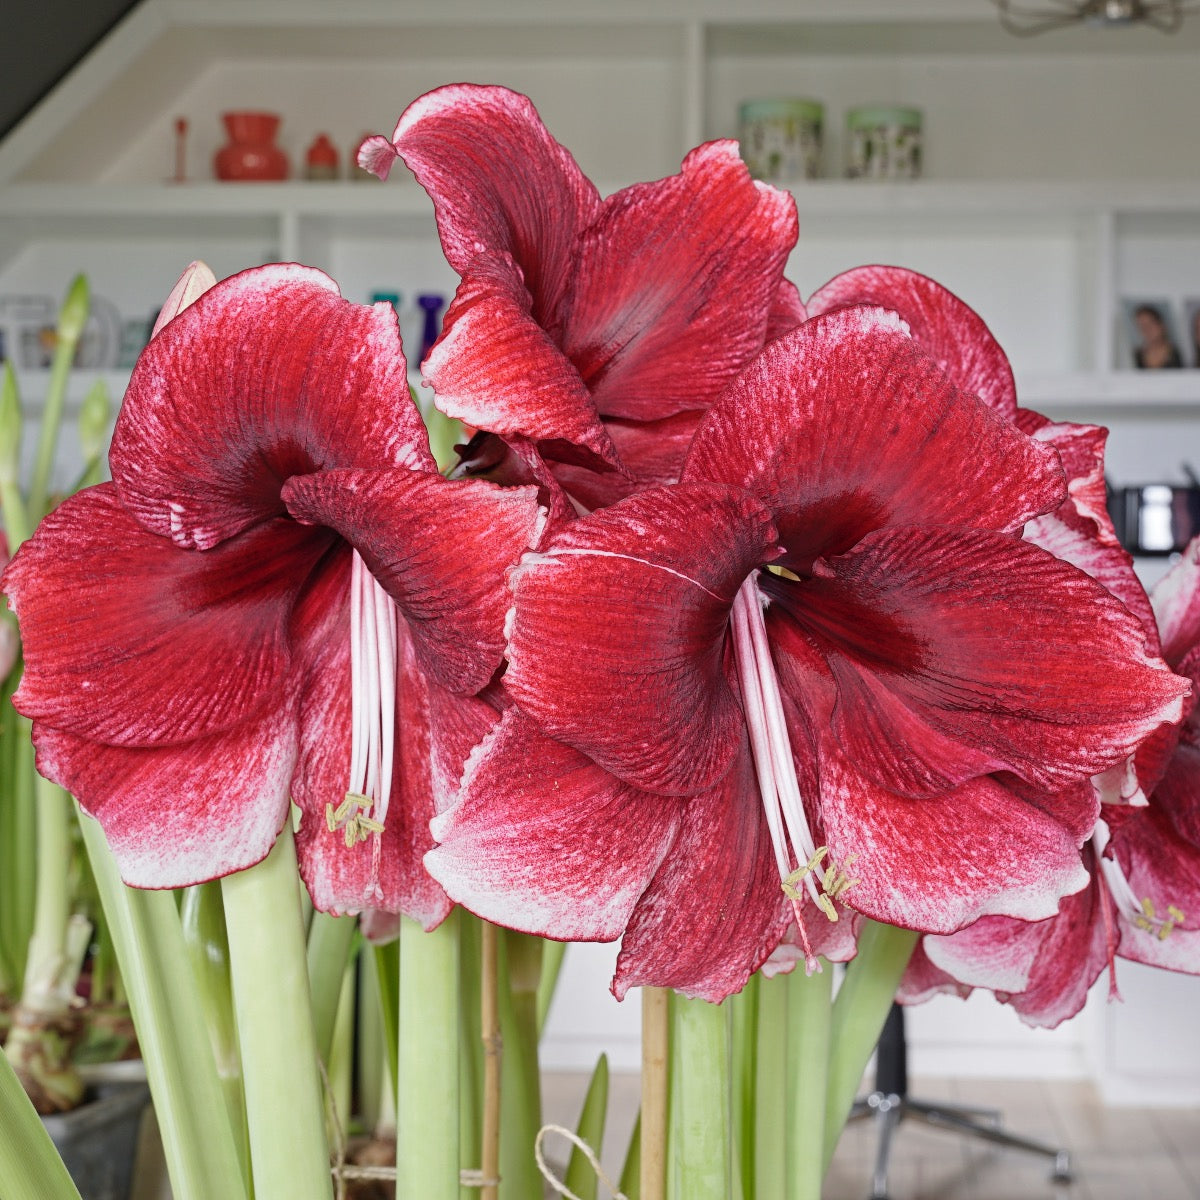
[542,1073,1200,1200]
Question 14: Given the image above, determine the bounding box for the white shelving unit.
[2,0,1199,1096]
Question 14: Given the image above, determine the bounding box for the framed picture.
[1184,298,1200,370]
[1122,298,1184,371]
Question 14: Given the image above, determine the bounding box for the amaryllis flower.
[3,263,542,927]
[361,84,803,512]
[426,307,1188,1001]
[808,264,1165,805]
[903,541,1200,1027]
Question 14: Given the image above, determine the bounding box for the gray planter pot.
[41,1081,152,1200]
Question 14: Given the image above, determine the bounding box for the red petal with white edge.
[283,469,543,696]
[504,483,779,797]
[426,709,681,940]
[896,939,972,1005]
[766,278,806,343]
[561,141,798,422]
[388,84,601,323]
[765,526,1188,796]
[922,914,1048,998]
[1021,416,1159,644]
[1115,805,1200,974]
[818,759,1092,933]
[1151,536,1200,666]
[7,486,330,746]
[1006,881,1109,1028]
[424,255,621,471]
[806,265,1018,419]
[683,308,1065,571]
[613,738,789,1001]
[111,264,432,550]
[34,705,296,889]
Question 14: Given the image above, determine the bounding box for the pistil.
[731,574,857,972]
[325,550,400,902]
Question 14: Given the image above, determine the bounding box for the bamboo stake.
[640,986,670,1200]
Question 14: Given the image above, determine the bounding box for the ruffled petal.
[7,486,329,745]
[1022,417,1159,645]
[111,264,433,549]
[426,709,681,940]
[560,141,798,422]
[805,265,1018,419]
[613,737,789,1001]
[424,255,620,470]
[34,706,296,889]
[283,468,544,695]
[764,526,1189,796]
[503,483,778,796]
[818,761,1093,932]
[683,307,1065,571]
[384,84,601,323]
[1151,536,1200,666]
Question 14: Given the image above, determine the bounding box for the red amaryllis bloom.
[361,84,803,512]
[3,264,542,927]
[902,542,1200,1027]
[426,307,1188,1001]
[808,264,1165,806]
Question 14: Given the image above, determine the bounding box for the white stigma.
[730,574,856,973]
[1093,818,1184,942]
[325,550,400,904]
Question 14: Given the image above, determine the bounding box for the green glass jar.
[845,105,923,180]
[738,98,824,182]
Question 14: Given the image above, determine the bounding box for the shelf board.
[1018,370,1200,411]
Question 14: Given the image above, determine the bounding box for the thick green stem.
[372,939,400,1098]
[78,810,248,1200]
[822,921,919,1171]
[306,910,357,1066]
[787,963,833,1200]
[457,914,482,1200]
[0,1045,81,1200]
[671,997,730,1200]
[179,882,246,1178]
[497,929,542,1200]
[728,975,757,1200]
[325,959,356,1148]
[753,974,787,1200]
[535,937,567,1034]
[28,278,87,522]
[7,718,37,990]
[397,911,460,1200]
[222,825,331,1200]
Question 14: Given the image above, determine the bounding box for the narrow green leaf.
[306,910,357,1066]
[564,1052,609,1200]
[372,939,400,1097]
[78,811,249,1200]
[0,1047,81,1200]
[535,937,567,1035]
[618,1109,641,1200]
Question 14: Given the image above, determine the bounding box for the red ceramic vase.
[214,111,290,182]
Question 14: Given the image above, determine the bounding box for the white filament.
[731,575,828,970]
[345,550,401,899]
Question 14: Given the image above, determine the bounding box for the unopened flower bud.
[152,261,217,337]
[78,379,112,464]
[0,363,23,486]
[56,275,90,347]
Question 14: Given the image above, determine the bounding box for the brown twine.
[534,1124,629,1200]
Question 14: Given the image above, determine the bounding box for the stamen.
[731,574,856,972]
[1093,819,1184,943]
[325,551,401,902]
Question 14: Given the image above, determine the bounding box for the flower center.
[1093,818,1184,942]
[324,550,399,903]
[730,574,857,973]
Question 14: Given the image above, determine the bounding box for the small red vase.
[214,111,289,182]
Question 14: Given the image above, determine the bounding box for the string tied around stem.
[534,1123,629,1200]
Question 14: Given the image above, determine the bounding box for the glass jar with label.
[738,99,824,183]
[845,106,923,181]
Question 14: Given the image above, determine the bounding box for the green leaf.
[0,1047,81,1200]
[564,1052,609,1200]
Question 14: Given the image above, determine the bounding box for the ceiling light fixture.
[991,0,1200,36]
